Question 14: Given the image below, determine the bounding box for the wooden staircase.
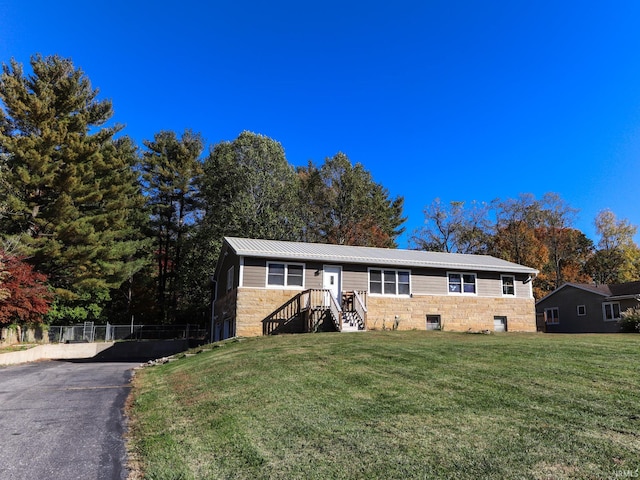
[262,289,366,335]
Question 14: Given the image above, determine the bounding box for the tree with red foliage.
[0,251,52,324]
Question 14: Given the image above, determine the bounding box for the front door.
[322,266,342,307]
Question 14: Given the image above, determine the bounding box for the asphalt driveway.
[0,360,140,480]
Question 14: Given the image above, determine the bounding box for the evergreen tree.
[141,129,204,323]
[0,54,147,320]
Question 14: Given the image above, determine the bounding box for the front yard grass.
[127,332,640,479]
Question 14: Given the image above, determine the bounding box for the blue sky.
[1,1,640,247]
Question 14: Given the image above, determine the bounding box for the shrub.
[619,307,640,333]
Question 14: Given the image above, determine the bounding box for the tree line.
[0,55,405,326]
[0,54,638,327]
[411,194,640,299]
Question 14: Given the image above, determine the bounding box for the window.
[426,315,441,330]
[287,264,304,287]
[603,302,620,322]
[448,272,476,295]
[267,262,304,288]
[369,269,411,296]
[577,305,586,316]
[226,266,234,292]
[494,316,508,332]
[369,270,382,294]
[501,275,515,296]
[545,307,559,325]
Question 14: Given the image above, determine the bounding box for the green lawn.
[127,332,640,480]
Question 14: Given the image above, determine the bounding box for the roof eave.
[234,250,537,274]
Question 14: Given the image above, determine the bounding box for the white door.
[322,266,342,307]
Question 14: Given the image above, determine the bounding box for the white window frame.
[577,305,586,316]
[226,266,234,292]
[447,272,477,295]
[266,262,305,289]
[545,307,559,325]
[501,275,515,296]
[368,268,411,296]
[602,302,621,322]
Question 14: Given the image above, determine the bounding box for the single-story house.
[211,237,539,341]
[535,281,640,333]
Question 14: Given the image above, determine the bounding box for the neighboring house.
[211,237,539,341]
[535,281,640,333]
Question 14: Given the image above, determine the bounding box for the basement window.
[426,315,441,330]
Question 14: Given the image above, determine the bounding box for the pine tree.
[0,54,148,319]
[141,129,204,323]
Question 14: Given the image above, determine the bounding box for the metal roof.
[224,237,538,274]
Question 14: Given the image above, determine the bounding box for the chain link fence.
[47,322,207,343]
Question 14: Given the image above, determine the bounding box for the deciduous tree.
[0,251,52,324]
[201,131,303,243]
[411,199,491,254]
[297,153,405,247]
[585,209,640,284]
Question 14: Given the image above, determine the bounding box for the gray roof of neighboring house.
[224,237,538,274]
[536,281,640,304]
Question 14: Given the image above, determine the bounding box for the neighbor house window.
[369,269,411,296]
[577,305,586,316]
[603,302,620,322]
[501,275,515,296]
[226,266,234,292]
[267,262,304,288]
[545,307,559,325]
[448,272,476,294]
[426,315,441,330]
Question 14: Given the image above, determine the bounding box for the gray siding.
[242,257,266,288]
[216,250,240,298]
[535,285,625,333]
[412,269,447,295]
[230,253,532,300]
[341,264,368,291]
[305,262,323,289]
[241,258,320,289]
[411,269,531,299]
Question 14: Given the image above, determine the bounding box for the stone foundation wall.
[366,295,536,332]
[235,288,305,337]
[230,288,536,337]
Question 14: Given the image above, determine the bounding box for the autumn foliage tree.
[0,251,52,324]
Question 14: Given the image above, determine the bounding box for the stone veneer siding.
[366,295,536,332]
[232,288,536,336]
[235,288,306,337]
